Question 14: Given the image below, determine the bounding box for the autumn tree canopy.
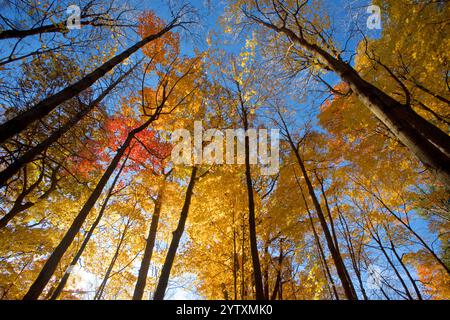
[0,0,448,301]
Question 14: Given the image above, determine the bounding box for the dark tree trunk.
[0,21,178,144]
[232,202,238,300]
[241,210,247,299]
[0,166,45,229]
[335,203,368,300]
[297,182,340,300]
[132,177,168,300]
[23,115,157,300]
[270,239,283,300]
[94,218,131,300]
[153,167,198,300]
[0,65,137,187]
[251,19,450,187]
[0,19,125,40]
[387,234,423,300]
[49,154,129,300]
[368,224,414,300]
[241,105,264,301]
[279,111,357,300]
[293,146,357,299]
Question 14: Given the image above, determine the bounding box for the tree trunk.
[387,233,423,300]
[0,19,122,40]
[298,182,340,300]
[335,203,368,300]
[232,201,238,300]
[132,178,167,300]
[94,218,131,300]
[270,239,283,300]
[0,65,137,187]
[241,210,247,299]
[368,224,414,300]
[242,108,265,300]
[23,115,156,300]
[253,20,450,187]
[283,123,357,299]
[49,154,129,300]
[0,20,178,144]
[153,166,197,300]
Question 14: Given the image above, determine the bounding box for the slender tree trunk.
[298,182,340,300]
[316,175,358,296]
[49,154,129,300]
[286,130,357,299]
[335,204,368,300]
[0,164,59,229]
[368,224,414,300]
[263,244,270,300]
[387,236,423,300]
[0,65,137,186]
[0,20,179,144]
[270,239,283,300]
[359,183,450,276]
[94,218,131,300]
[241,210,247,299]
[232,202,238,300]
[153,167,197,300]
[132,178,168,300]
[23,115,156,300]
[242,108,264,300]
[253,20,450,186]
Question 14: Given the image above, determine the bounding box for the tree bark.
[153,166,197,300]
[279,111,357,299]
[250,17,450,187]
[132,177,168,300]
[23,115,157,300]
[239,94,265,300]
[270,239,284,300]
[297,181,340,300]
[0,65,137,187]
[49,154,129,300]
[368,223,414,300]
[0,20,179,144]
[94,218,131,300]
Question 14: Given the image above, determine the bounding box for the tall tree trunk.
[263,244,270,300]
[0,19,124,40]
[368,223,414,300]
[132,177,168,300]
[94,218,131,300]
[279,111,357,299]
[0,65,137,187]
[252,19,450,187]
[386,232,423,300]
[241,210,247,299]
[297,180,340,300]
[0,20,179,144]
[316,174,357,296]
[49,154,129,300]
[335,203,368,300]
[153,166,197,300]
[242,107,265,300]
[270,239,284,300]
[23,115,157,300]
[232,201,238,300]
